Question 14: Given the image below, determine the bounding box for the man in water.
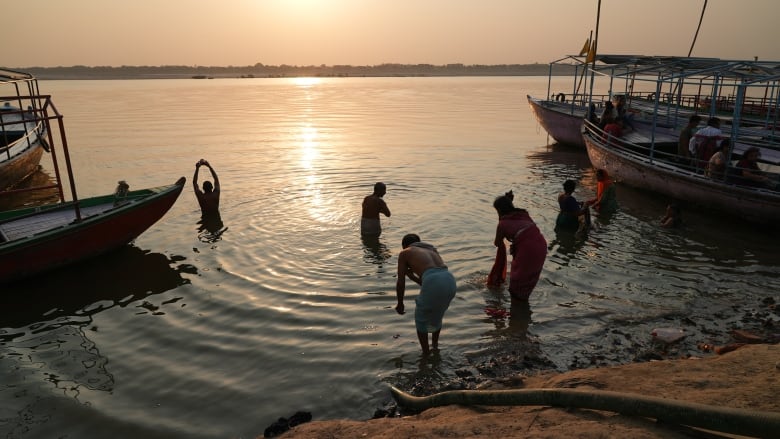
[360,182,390,236]
[193,159,220,215]
[395,233,457,355]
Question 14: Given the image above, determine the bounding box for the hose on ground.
[390,386,780,438]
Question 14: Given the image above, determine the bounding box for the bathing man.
[395,233,457,355]
[193,159,220,215]
[360,182,390,236]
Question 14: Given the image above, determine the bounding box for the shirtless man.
[360,182,391,236]
[193,159,220,215]
[396,233,457,355]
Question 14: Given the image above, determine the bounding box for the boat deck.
[0,201,122,243]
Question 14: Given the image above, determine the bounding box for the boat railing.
[583,120,780,192]
[0,92,85,220]
[0,107,46,159]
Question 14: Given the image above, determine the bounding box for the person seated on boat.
[705,138,730,180]
[598,101,616,129]
[660,203,683,228]
[688,117,722,171]
[731,146,774,188]
[613,95,635,131]
[602,116,623,140]
[556,179,591,231]
[677,114,702,161]
[193,159,221,214]
[585,169,618,214]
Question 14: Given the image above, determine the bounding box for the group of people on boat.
[683,115,777,189]
[596,95,635,140]
[592,96,778,191]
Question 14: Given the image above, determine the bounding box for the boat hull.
[0,135,45,191]
[0,177,185,283]
[583,132,780,224]
[527,95,587,147]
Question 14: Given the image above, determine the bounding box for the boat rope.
[390,386,780,438]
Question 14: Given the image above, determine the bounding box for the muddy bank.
[278,343,779,438]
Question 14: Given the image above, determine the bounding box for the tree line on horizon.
[15,63,576,79]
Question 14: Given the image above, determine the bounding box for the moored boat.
[528,94,589,147]
[580,57,780,225]
[0,68,185,283]
[0,178,185,282]
[0,69,48,190]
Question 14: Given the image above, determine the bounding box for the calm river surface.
[1,76,778,438]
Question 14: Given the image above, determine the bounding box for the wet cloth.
[487,241,507,288]
[495,211,548,300]
[414,267,456,333]
[360,218,381,235]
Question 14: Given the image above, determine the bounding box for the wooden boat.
[581,57,780,225]
[527,55,745,148]
[528,95,589,147]
[0,179,185,282]
[0,68,185,283]
[0,69,48,190]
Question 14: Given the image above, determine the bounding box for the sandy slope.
[278,344,779,438]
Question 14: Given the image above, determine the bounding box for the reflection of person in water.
[197,212,227,243]
[361,233,391,265]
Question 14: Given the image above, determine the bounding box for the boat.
[527,55,733,148]
[0,68,185,283]
[581,57,780,225]
[1,69,48,190]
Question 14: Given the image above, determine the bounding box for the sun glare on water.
[293,77,321,87]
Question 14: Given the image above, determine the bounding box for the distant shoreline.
[9,63,576,80]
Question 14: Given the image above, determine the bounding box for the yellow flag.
[579,38,590,56]
[586,44,596,63]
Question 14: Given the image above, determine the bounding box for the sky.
[5,0,780,68]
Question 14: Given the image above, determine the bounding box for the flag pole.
[587,0,602,112]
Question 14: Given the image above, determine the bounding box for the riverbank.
[278,343,779,438]
[11,63,575,80]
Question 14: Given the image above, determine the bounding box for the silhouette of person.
[193,159,220,215]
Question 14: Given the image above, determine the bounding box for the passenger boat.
[581,57,780,225]
[0,68,185,283]
[527,54,726,148]
[0,69,48,190]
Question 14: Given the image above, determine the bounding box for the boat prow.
[0,177,186,283]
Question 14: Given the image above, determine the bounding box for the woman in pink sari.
[489,191,548,301]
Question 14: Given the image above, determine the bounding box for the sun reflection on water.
[292,77,321,87]
[297,123,331,224]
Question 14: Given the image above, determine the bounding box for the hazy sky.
[6,0,780,68]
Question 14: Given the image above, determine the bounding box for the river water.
[1,76,778,438]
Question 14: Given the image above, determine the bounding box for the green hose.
[390,386,780,438]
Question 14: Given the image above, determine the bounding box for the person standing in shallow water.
[492,191,547,301]
[193,159,220,215]
[395,233,456,356]
[361,182,391,236]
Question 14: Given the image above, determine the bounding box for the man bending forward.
[396,233,457,355]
